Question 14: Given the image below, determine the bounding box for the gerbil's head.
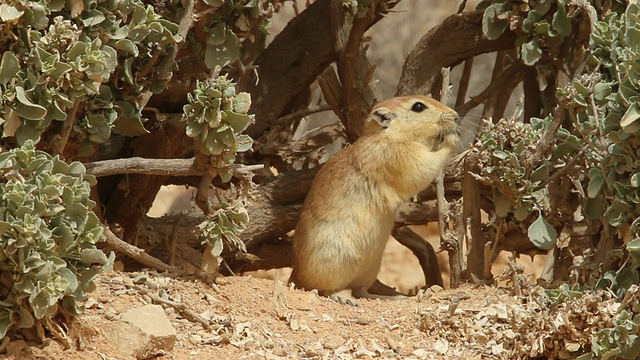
[366,95,460,151]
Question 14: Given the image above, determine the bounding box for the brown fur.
[289,95,460,301]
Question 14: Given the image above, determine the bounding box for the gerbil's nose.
[440,111,459,125]
[452,111,460,125]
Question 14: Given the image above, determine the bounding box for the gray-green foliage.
[589,309,640,360]
[200,0,273,69]
[579,3,640,236]
[474,116,562,250]
[480,0,578,65]
[477,0,640,260]
[475,118,546,218]
[478,1,640,357]
[0,0,180,154]
[0,140,112,339]
[183,77,254,256]
[183,76,254,182]
[195,198,249,258]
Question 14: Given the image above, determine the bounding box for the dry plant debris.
[1,270,638,360]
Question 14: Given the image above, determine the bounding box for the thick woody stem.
[463,151,485,280]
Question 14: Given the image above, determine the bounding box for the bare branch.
[455,58,474,109]
[276,104,333,126]
[521,106,567,168]
[330,0,382,141]
[397,10,517,97]
[103,226,174,272]
[457,62,523,117]
[84,157,264,177]
[393,226,444,288]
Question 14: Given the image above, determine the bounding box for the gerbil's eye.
[411,102,427,113]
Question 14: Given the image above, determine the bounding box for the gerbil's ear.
[371,107,395,128]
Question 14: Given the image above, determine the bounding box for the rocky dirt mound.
[3,268,632,360]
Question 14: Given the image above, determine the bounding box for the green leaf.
[530,164,549,183]
[15,306,34,329]
[186,122,203,138]
[628,238,640,253]
[226,111,252,133]
[22,3,48,30]
[207,22,227,46]
[122,57,135,85]
[0,51,20,86]
[80,248,109,264]
[236,134,253,152]
[0,4,24,22]
[521,39,542,66]
[219,168,233,183]
[205,132,225,155]
[631,173,640,188]
[551,4,571,37]
[482,4,508,40]
[218,127,236,147]
[204,29,239,69]
[67,42,87,60]
[494,190,511,218]
[14,86,47,121]
[620,103,640,133]
[114,39,139,57]
[232,92,252,114]
[210,239,223,257]
[51,61,73,79]
[202,0,225,5]
[514,206,530,221]
[527,211,557,250]
[604,200,633,227]
[588,168,605,198]
[593,82,612,102]
[493,149,509,160]
[532,0,551,16]
[575,353,592,360]
[113,101,149,136]
[79,8,106,27]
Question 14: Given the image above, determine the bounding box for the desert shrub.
[474,1,640,357]
[0,140,113,339]
[0,0,264,339]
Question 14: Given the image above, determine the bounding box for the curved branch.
[396,10,517,97]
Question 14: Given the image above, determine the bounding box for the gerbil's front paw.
[328,293,359,306]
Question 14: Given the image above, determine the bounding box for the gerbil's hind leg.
[368,279,406,297]
[321,291,359,306]
[352,288,407,301]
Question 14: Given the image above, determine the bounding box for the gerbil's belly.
[293,209,394,292]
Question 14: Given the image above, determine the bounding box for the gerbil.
[289,95,460,305]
